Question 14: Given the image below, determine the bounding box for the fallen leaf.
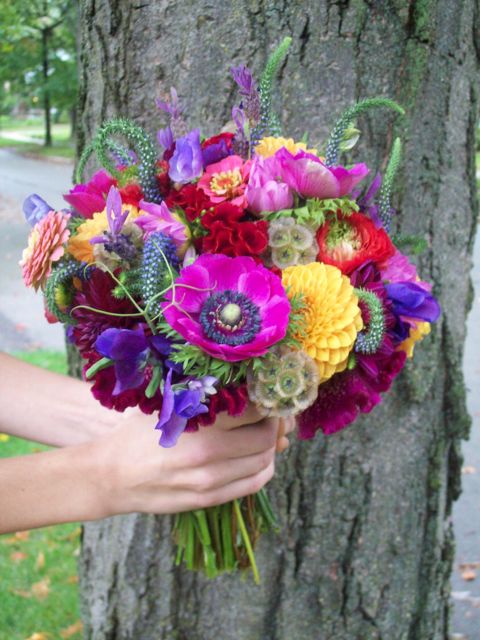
[60,621,83,638]
[462,466,477,474]
[10,551,27,563]
[31,578,50,600]
[15,531,30,541]
[24,633,50,640]
[461,568,477,581]
[459,561,480,569]
[0,433,10,442]
[35,552,45,570]
[66,575,79,584]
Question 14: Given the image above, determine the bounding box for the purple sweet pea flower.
[385,282,441,323]
[94,326,182,396]
[155,369,209,447]
[23,194,54,226]
[202,137,232,167]
[95,327,150,395]
[168,129,203,184]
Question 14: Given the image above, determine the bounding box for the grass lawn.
[0,121,74,160]
[0,350,83,640]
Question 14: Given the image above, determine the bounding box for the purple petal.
[23,194,53,226]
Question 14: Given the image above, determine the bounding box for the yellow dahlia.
[255,136,318,158]
[68,205,140,263]
[397,321,431,358]
[282,262,363,382]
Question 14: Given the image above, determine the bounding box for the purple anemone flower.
[23,194,54,226]
[168,129,203,184]
[161,254,290,362]
[155,369,210,447]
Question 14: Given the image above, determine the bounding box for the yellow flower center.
[210,169,243,197]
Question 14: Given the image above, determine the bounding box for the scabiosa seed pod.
[247,347,319,417]
[268,217,318,269]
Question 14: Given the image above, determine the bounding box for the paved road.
[0,148,478,636]
[0,149,72,351]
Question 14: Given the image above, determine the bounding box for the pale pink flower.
[20,210,70,290]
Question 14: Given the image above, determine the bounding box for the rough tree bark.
[72,1,480,638]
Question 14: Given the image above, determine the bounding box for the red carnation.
[119,182,144,207]
[200,203,268,258]
[185,385,249,432]
[166,184,214,222]
[317,212,394,274]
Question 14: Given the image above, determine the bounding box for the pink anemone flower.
[161,254,290,362]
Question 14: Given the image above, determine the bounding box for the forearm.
[0,353,116,446]
[0,442,108,533]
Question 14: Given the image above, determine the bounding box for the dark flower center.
[199,290,261,346]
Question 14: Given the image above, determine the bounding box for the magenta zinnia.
[162,254,290,361]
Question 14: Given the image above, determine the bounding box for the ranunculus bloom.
[64,170,116,218]
[317,212,395,274]
[198,155,251,208]
[162,254,290,361]
[275,148,369,200]
[246,154,294,214]
[168,128,203,184]
[20,210,70,290]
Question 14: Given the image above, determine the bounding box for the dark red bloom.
[200,202,268,258]
[317,212,394,274]
[119,182,144,207]
[85,356,163,414]
[185,385,249,431]
[166,184,214,222]
[71,270,139,356]
[202,132,234,152]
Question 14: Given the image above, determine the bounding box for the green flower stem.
[233,499,260,585]
[85,357,112,379]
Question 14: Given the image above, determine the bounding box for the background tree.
[0,0,77,144]
[74,1,480,638]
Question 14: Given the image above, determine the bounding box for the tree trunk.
[73,1,480,638]
[41,26,52,148]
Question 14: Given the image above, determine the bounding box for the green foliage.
[76,118,161,203]
[325,97,405,167]
[252,37,292,143]
[0,1,77,133]
[378,137,402,230]
[265,197,358,228]
[169,344,252,386]
[392,234,428,255]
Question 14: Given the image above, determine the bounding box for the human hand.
[93,405,283,517]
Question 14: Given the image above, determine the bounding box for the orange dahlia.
[20,210,70,290]
[282,262,363,382]
[68,205,140,263]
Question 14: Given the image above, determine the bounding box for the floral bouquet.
[20,38,440,582]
